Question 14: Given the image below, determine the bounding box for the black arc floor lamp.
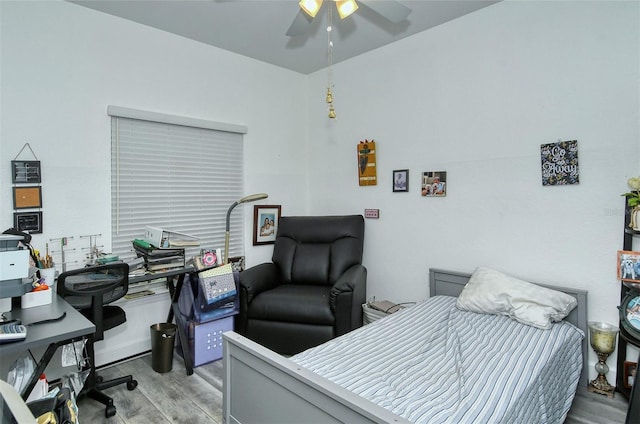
[224,193,268,264]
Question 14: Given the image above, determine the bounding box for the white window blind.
[109,107,246,262]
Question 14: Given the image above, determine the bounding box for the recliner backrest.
[272,215,364,286]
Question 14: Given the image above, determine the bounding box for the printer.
[0,235,31,314]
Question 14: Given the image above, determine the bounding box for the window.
[109,106,247,262]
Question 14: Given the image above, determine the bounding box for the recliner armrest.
[239,262,281,304]
[330,264,367,335]
[329,264,367,307]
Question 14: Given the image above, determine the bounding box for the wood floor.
[77,353,629,423]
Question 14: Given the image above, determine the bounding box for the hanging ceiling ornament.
[326,6,336,119]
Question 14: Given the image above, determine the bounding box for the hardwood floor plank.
[565,385,628,424]
[74,352,629,423]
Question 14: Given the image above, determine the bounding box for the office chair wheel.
[127,379,138,391]
[105,405,117,418]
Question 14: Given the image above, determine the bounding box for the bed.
[222,268,588,424]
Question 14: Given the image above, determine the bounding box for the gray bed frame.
[222,268,588,424]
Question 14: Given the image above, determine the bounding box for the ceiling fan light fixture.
[299,0,323,18]
[336,0,358,19]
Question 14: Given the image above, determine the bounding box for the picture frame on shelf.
[253,205,281,245]
[13,211,43,234]
[13,186,42,209]
[228,256,245,272]
[624,361,637,389]
[392,169,408,192]
[617,250,640,282]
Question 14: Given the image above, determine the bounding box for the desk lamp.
[224,193,268,264]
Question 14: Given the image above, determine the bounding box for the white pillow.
[456,267,577,330]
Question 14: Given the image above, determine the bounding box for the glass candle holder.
[587,321,619,398]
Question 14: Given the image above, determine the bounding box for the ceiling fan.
[286,0,412,37]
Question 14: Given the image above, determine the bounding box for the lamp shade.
[237,193,268,205]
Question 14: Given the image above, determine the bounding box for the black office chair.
[57,263,138,418]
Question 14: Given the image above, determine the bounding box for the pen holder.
[40,267,56,288]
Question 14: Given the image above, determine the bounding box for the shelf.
[620,325,640,348]
[624,227,640,236]
[617,384,632,398]
[617,200,640,402]
[623,282,640,292]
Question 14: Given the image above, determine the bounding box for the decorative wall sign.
[253,205,281,245]
[14,211,43,234]
[357,140,377,186]
[421,171,447,197]
[364,209,380,219]
[540,140,579,186]
[393,169,408,192]
[12,160,41,183]
[13,186,42,209]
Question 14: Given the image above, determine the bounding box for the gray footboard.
[222,331,410,424]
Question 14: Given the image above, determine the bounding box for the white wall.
[0,0,308,269]
[306,0,640,380]
[0,0,309,364]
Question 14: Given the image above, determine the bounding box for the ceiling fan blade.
[286,9,314,37]
[359,0,411,23]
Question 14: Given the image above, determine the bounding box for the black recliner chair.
[57,263,138,418]
[236,215,366,355]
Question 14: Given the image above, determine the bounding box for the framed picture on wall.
[253,205,281,245]
[421,171,447,197]
[13,186,42,209]
[13,211,43,234]
[11,160,41,184]
[393,169,409,192]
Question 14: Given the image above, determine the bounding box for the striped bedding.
[291,296,584,424]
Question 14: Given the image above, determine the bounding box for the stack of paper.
[132,239,185,271]
[144,226,200,249]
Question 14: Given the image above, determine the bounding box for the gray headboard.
[429,268,589,387]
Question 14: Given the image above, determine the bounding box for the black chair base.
[57,263,136,419]
[84,374,138,418]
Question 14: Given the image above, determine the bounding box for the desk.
[130,266,196,375]
[0,295,95,400]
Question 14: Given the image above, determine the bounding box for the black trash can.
[150,323,176,373]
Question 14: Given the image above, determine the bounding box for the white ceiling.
[69,0,500,75]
